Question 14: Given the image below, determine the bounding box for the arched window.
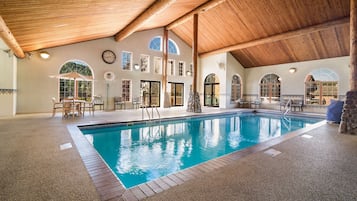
[260,74,281,103]
[305,68,338,105]
[58,60,93,101]
[149,36,180,55]
[204,74,220,107]
[231,75,241,102]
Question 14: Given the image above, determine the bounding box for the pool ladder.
[284,99,292,115]
[141,105,160,121]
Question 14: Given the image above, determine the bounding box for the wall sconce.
[39,51,50,59]
[289,67,297,73]
[134,64,140,70]
[217,62,225,69]
[186,71,192,76]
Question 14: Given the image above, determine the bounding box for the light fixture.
[39,51,50,59]
[289,67,297,73]
[186,71,192,76]
[134,64,140,70]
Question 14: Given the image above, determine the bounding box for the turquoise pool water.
[80,113,321,188]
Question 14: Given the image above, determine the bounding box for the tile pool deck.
[1,108,357,201]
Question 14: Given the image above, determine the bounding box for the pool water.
[80,113,321,188]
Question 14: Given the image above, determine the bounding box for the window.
[260,74,281,103]
[178,61,185,76]
[121,51,132,70]
[153,57,162,74]
[149,37,161,51]
[58,60,93,101]
[122,79,131,102]
[149,36,180,55]
[305,69,338,105]
[168,39,179,55]
[231,75,242,102]
[140,54,150,73]
[168,59,175,76]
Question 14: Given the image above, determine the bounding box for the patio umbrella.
[50,72,93,99]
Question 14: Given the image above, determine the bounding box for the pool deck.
[0,107,356,201]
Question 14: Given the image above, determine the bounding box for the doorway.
[140,80,161,107]
[204,74,220,107]
[169,82,184,106]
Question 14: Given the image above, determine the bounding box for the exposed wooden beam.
[166,0,226,30]
[200,17,350,57]
[0,16,25,58]
[115,0,176,42]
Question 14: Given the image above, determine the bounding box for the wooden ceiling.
[0,0,351,68]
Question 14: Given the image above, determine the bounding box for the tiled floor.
[1,107,356,201]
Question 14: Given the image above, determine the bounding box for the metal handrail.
[141,105,151,120]
[284,99,292,115]
[151,105,160,120]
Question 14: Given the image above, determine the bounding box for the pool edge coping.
[68,112,326,201]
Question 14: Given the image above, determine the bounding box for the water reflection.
[82,114,319,188]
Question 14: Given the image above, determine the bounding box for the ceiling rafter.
[200,17,350,57]
[0,16,25,58]
[115,0,176,42]
[166,0,226,30]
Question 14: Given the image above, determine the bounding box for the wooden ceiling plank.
[200,17,350,57]
[0,16,25,58]
[115,0,176,42]
[166,0,226,30]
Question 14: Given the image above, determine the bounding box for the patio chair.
[51,97,63,117]
[81,100,94,117]
[62,98,76,119]
[92,95,104,111]
[132,97,140,109]
[114,96,125,110]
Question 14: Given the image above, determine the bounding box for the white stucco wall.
[244,56,350,96]
[199,52,245,109]
[0,39,17,117]
[16,28,193,113]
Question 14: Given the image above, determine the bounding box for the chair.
[132,97,140,109]
[51,97,63,117]
[114,96,125,110]
[92,95,104,111]
[81,100,94,117]
[62,98,76,119]
[250,99,261,109]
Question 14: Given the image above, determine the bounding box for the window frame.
[122,79,132,102]
[231,75,242,102]
[121,51,133,71]
[140,54,150,73]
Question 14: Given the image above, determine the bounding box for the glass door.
[204,83,219,107]
[140,80,161,107]
[169,82,184,106]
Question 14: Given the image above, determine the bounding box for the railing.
[141,105,161,121]
[152,106,160,121]
[141,105,151,120]
[284,99,292,115]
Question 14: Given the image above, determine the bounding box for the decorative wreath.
[104,71,115,81]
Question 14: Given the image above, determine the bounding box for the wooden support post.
[192,14,198,94]
[162,28,170,108]
[350,0,357,91]
[339,0,357,135]
[186,13,201,113]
